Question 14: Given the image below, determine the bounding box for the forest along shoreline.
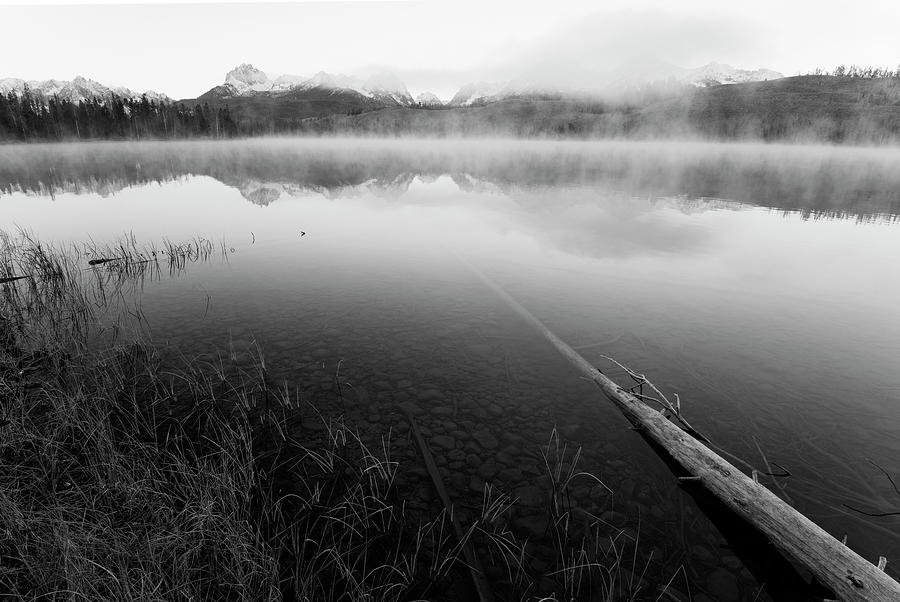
[3,72,900,144]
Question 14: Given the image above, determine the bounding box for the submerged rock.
[515,485,544,507]
[706,568,739,601]
[514,513,549,539]
[398,401,423,416]
[502,432,526,446]
[473,430,499,449]
[449,473,466,491]
[353,386,370,405]
[497,467,523,482]
[477,460,498,480]
[416,388,444,402]
[431,435,455,450]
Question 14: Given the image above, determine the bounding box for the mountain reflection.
[1,139,899,222]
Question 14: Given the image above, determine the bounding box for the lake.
[2,138,899,600]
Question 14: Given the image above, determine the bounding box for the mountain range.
[195,61,784,108]
[8,62,895,145]
[168,61,787,131]
[0,60,783,110]
[200,64,417,107]
[0,75,169,104]
[447,62,784,106]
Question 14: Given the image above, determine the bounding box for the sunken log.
[408,415,494,602]
[465,259,900,601]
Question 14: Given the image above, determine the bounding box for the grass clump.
[0,231,679,601]
[0,231,270,599]
[0,232,460,600]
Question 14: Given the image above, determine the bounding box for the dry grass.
[0,231,681,601]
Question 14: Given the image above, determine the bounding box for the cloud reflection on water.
[2,139,899,219]
[2,139,900,574]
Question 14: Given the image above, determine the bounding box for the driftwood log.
[408,415,494,602]
[464,258,900,602]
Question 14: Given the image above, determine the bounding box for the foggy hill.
[186,61,786,132]
[196,86,386,132]
[191,61,781,109]
[291,76,900,144]
[4,72,900,144]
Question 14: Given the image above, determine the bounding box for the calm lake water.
[2,138,899,600]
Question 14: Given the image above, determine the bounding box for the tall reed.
[0,231,677,601]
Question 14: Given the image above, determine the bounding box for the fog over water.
[2,138,899,598]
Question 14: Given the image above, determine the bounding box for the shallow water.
[2,138,900,600]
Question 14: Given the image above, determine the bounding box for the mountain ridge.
[6,65,896,146]
[201,64,415,107]
[414,92,443,107]
[291,76,900,145]
[193,61,783,106]
[0,61,783,110]
[0,75,169,104]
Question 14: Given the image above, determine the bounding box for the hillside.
[288,76,900,144]
[636,75,900,142]
[185,63,415,132]
[196,87,385,133]
[181,61,797,138]
[5,74,900,144]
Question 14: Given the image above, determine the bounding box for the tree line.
[810,64,900,79]
[0,90,240,142]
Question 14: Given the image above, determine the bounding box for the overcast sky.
[1,0,898,100]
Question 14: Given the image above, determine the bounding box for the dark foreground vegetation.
[3,72,900,144]
[0,232,685,601]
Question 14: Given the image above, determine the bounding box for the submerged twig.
[842,504,900,518]
[0,275,28,284]
[842,459,900,517]
[867,458,900,496]
[88,257,122,265]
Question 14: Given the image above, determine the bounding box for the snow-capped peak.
[220,64,309,95]
[270,74,306,91]
[415,92,443,107]
[300,71,367,93]
[448,81,506,107]
[361,71,413,106]
[215,64,414,105]
[226,64,268,87]
[68,75,112,99]
[445,61,784,106]
[680,62,783,87]
[224,64,273,93]
[0,78,26,97]
[0,75,169,104]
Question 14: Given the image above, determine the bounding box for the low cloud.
[370,9,766,99]
[485,10,763,88]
